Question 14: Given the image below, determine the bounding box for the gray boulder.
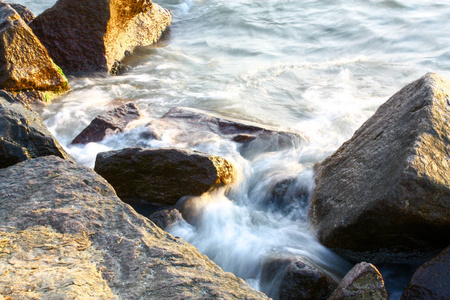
[328,262,388,300]
[8,3,34,23]
[0,95,70,169]
[310,72,450,263]
[149,208,184,230]
[95,147,235,206]
[0,156,268,299]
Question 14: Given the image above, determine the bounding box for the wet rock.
[261,256,338,300]
[401,246,450,300]
[0,1,69,102]
[0,96,70,169]
[149,208,184,230]
[8,3,34,23]
[328,262,388,300]
[0,156,268,299]
[270,177,310,214]
[71,102,142,145]
[310,73,450,263]
[29,0,171,74]
[95,147,235,206]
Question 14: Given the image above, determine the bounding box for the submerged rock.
[71,102,142,145]
[29,0,171,74]
[95,147,235,206]
[0,95,70,169]
[149,208,184,230]
[0,1,69,102]
[401,246,450,300]
[0,156,268,299]
[328,262,388,300]
[8,3,34,23]
[310,73,450,263]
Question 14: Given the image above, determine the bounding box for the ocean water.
[16,0,450,298]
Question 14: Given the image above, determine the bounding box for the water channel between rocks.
[16,0,450,298]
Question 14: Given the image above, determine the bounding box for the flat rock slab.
[95,147,235,206]
[310,72,450,263]
[0,1,69,100]
[29,0,171,73]
[0,156,268,299]
[0,95,70,169]
[71,102,142,145]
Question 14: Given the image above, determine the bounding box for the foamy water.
[15,0,450,298]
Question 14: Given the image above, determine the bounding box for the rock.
[71,102,142,145]
[310,73,450,263]
[0,96,70,169]
[0,1,69,103]
[0,156,268,299]
[95,147,235,206]
[401,246,450,300]
[328,262,388,300]
[260,256,338,300]
[149,208,184,230]
[8,3,34,23]
[29,0,171,74]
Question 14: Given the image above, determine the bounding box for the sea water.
[15,0,450,298]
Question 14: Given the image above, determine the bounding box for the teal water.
[16,0,450,298]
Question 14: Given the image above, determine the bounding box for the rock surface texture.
[0,156,268,299]
[8,3,34,23]
[401,246,450,300]
[29,0,171,74]
[71,102,142,145]
[328,262,388,300]
[0,96,70,169]
[310,73,450,262]
[149,208,184,230]
[0,1,69,101]
[95,147,235,206]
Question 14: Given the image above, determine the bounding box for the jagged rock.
[8,3,34,23]
[328,262,388,300]
[260,256,337,300]
[0,156,268,299]
[0,1,69,103]
[149,208,184,230]
[401,246,450,300]
[95,147,235,206]
[0,95,70,169]
[71,102,142,145]
[310,73,450,263]
[29,0,171,74]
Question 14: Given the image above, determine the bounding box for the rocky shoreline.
[0,0,449,299]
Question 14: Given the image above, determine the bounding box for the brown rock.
[0,1,69,101]
[401,246,450,300]
[0,156,268,299]
[29,0,171,74]
[328,262,388,300]
[94,147,235,206]
[0,95,70,169]
[8,3,34,23]
[310,73,450,263]
[149,208,184,230]
[71,102,142,145]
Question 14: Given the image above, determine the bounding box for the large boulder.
[95,147,235,206]
[0,94,70,169]
[8,3,34,23]
[401,246,450,300]
[328,262,388,300]
[0,1,69,103]
[29,0,171,74]
[71,102,142,145]
[310,73,450,262]
[0,156,268,299]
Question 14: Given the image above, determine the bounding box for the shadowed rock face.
[401,246,450,300]
[8,3,34,24]
[0,1,69,100]
[95,147,235,206]
[310,72,450,263]
[0,156,268,299]
[0,96,70,169]
[29,0,171,74]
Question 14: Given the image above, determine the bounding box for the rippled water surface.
[16,0,450,298]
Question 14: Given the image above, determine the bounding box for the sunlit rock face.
[29,0,171,74]
[310,72,450,263]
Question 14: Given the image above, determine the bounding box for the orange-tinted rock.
[9,3,34,24]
